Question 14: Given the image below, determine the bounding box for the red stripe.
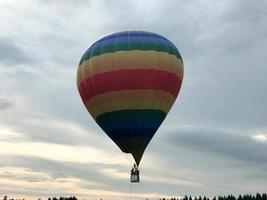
[78,84,89,104]
[78,69,182,101]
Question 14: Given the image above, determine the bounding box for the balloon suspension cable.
[142,169,181,197]
[142,168,252,194]
[129,180,132,200]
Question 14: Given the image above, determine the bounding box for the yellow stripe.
[86,90,176,108]
[76,65,83,87]
[87,99,173,119]
[77,50,183,85]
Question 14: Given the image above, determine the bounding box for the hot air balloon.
[77,31,183,182]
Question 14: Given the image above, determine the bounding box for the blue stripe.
[106,128,157,153]
[88,35,173,54]
[99,31,163,41]
[109,128,157,139]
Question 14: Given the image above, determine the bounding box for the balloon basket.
[130,167,140,183]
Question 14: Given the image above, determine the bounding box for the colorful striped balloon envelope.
[77,31,183,165]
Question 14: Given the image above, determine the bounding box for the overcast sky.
[0,0,267,199]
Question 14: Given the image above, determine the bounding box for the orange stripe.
[76,66,83,88]
[85,89,176,108]
[77,50,183,85]
[86,99,174,119]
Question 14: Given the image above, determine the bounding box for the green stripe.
[79,42,182,65]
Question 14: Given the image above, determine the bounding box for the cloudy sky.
[0,0,267,199]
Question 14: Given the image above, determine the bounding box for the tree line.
[160,193,267,200]
[48,197,77,200]
[3,193,267,200]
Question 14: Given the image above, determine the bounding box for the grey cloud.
[223,0,267,24]
[39,0,90,7]
[0,155,207,196]
[0,98,13,111]
[200,0,267,57]
[0,156,123,188]
[17,122,90,146]
[165,1,267,130]
[168,128,267,165]
[0,155,177,195]
[8,115,109,148]
[0,37,33,66]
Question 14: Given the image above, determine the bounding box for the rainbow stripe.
[77,31,183,165]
